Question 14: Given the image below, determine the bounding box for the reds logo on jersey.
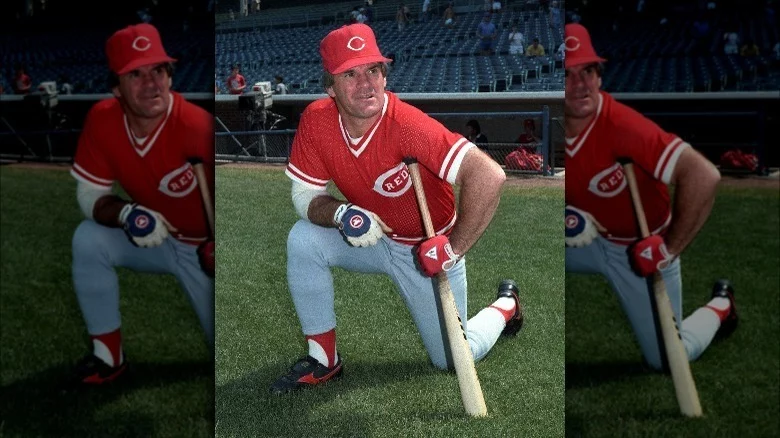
[588,163,626,198]
[159,162,197,197]
[373,162,412,198]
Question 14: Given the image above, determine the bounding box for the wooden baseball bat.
[622,162,703,417]
[188,158,215,238]
[405,159,488,418]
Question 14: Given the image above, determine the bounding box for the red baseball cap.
[319,24,392,75]
[106,23,177,75]
[564,23,606,68]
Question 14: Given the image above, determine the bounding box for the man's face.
[113,63,171,120]
[326,63,386,122]
[564,63,601,119]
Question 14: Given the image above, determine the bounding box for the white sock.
[706,296,730,311]
[466,307,507,362]
[491,296,516,312]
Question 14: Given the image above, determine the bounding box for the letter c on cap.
[347,36,366,51]
[132,36,152,51]
[564,36,580,52]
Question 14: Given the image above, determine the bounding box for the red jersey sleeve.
[398,105,474,184]
[70,105,115,190]
[285,106,331,190]
[610,105,690,184]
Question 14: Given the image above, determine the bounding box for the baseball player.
[273,23,524,394]
[563,23,738,372]
[69,23,215,384]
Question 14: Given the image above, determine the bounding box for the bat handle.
[405,160,436,238]
[622,162,651,238]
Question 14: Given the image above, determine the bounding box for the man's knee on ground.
[72,220,113,258]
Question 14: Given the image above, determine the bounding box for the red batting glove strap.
[416,235,459,277]
[628,235,672,277]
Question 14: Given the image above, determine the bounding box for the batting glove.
[197,239,215,278]
[565,205,605,248]
[416,235,460,277]
[334,203,392,248]
[119,203,174,248]
[628,235,675,277]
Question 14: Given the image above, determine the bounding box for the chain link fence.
[214,107,555,175]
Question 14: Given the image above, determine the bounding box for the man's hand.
[334,203,392,247]
[119,203,177,248]
[197,240,215,278]
[628,235,675,277]
[416,235,459,277]
[565,205,606,248]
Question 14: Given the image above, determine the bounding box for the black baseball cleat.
[74,354,128,385]
[712,279,738,340]
[270,355,343,395]
[498,279,524,336]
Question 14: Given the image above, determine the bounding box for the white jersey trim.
[439,138,475,184]
[124,94,174,158]
[339,93,388,158]
[70,163,113,189]
[285,163,329,190]
[655,139,690,184]
[565,92,604,158]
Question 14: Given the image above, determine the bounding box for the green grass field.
[215,166,565,437]
[0,166,213,437]
[565,183,780,437]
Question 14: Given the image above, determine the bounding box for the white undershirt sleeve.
[291,179,329,220]
[77,180,112,219]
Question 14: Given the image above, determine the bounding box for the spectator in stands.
[556,41,566,62]
[363,1,374,23]
[740,39,760,57]
[421,0,432,23]
[350,7,361,23]
[690,12,711,56]
[508,25,525,56]
[526,38,546,57]
[356,8,369,24]
[466,120,488,145]
[549,1,563,35]
[60,75,73,95]
[477,13,497,56]
[254,0,261,14]
[443,2,456,28]
[773,41,780,60]
[723,30,740,55]
[13,67,32,95]
[396,4,411,32]
[492,1,502,13]
[516,119,539,152]
[274,75,288,94]
[226,66,247,95]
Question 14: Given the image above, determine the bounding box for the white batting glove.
[119,203,178,248]
[334,203,393,248]
[565,205,605,248]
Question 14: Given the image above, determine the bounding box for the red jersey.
[70,92,214,245]
[226,73,246,94]
[285,92,474,244]
[565,91,690,244]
